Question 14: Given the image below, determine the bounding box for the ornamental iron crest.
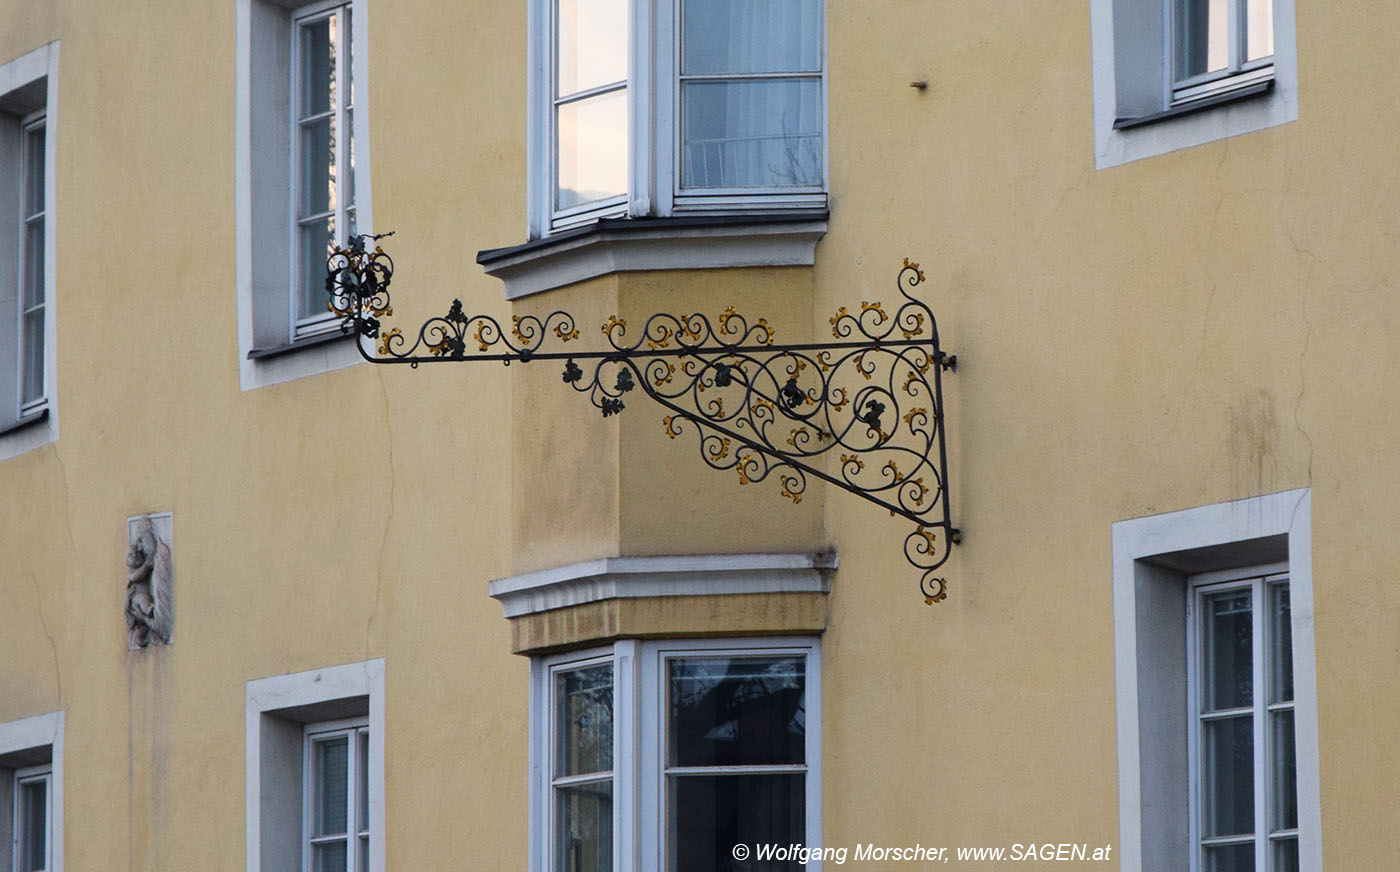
[327,234,961,603]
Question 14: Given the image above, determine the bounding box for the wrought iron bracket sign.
[327,234,961,603]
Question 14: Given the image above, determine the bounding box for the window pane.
[23,220,44,307]
[1203,842,1254,872]
[556,0,627,97]
[1269,709,1297,832]
[24,125,45,217]
[555,780,612,872]
[314,841,348,872]
[682,0,821,76]
[22,309,44,405]
[1202,715,1254,838]
[1246,0,1273,61]
[346,107,356,212]
[680,78,821,190]
[300,17,335,117]
[555,663,613,777]
[19,779,46,872]
[556,89,627,210]
[298,216,335,322]
[300,116,336,218]
[358,731,370,832]
[1203,589,1253,712]
[669,774,804,872]
[1270,836,1299,872]
[314,736,349,837]
[1176,0,1228,79]
[359,836,369,872]
[1268,583,1292,704]
[669,656,805,767]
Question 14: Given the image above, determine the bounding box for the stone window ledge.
[476,212,828,300]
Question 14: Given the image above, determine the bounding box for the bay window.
[530,0,827,238]
[532,638,821,872]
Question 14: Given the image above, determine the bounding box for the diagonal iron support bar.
[327,234,961,603]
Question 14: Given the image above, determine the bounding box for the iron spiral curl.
[328,236,959,603]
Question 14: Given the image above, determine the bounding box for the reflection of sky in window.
[555,0,628,209]
[1246,0,1273,61]
[557,0,626,96]
[557,90,627,209]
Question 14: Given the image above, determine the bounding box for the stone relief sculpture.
[125,513,173,648]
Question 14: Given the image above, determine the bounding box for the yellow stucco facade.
[0,0,1391,869]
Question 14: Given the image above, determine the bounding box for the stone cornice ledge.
[477,212,828,300]
[489,551,837,618]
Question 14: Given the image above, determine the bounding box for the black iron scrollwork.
[327,235,961,603]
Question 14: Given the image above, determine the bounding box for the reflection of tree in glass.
[561,667,614,773]
[768,113,821,187]
[670,657,805,766]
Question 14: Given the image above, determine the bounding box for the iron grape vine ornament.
[326,233,961,603]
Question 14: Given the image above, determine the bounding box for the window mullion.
[1186,588,1201,872]
[1252,580,1268,871]
[627,0,652,219]
[346,721,358,872]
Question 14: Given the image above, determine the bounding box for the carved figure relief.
[125,513,173,649]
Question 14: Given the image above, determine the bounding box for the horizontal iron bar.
[356,334,950,365]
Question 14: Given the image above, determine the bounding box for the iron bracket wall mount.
[327,234,961,603]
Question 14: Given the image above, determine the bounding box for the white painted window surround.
[1112,489,1321,872]
[529,637,822,872]
[0,711,64,872]
[235,0,373,390]
[245,659,385,872]
[0,42,59,460]
[1089,0,1297,169]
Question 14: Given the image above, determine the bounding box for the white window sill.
[1113,77,1273,130]
[476,211,828,300]
[238,330,364,390]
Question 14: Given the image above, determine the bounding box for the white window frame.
[0,41,59,460]
[302,718,370,872]
[0,711,64,872]
[235,0,373,389]
[526,0,828,240]
[1112,489,1321,872]
[245,659,385,872]
[290,0,356,341]
[529,637,822,872]
[1088,0,1297,169]
[1170,0,1275,103]
[16,112,46,418]
[1185,567,1297,872]
[12,765,51,872]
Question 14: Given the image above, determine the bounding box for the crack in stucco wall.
[25,572,61,704]
[1285,230,1317,487]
